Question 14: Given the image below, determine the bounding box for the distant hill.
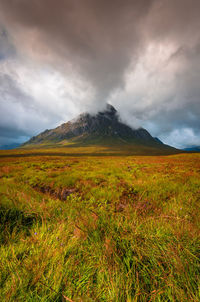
[183,146,200,152]
[22,104,178,154]
[0,143,20,150]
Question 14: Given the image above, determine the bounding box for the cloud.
[0,0,155,108]
[160,128,200,149]
[0,0,200,148]
[0,58,93,146]
[0,28,16,60]
[112,39,200,147]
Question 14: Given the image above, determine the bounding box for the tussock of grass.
[0,151,199,301]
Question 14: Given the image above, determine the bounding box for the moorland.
[0,146,199,301]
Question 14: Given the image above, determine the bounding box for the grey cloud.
[0,27,16,60]
[0,0,155,108]
[0,73,31,106]
[0,60,84,145]
[0,125,28,147]
[0,72,58,142]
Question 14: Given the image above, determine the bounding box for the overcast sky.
[0,0,200,149]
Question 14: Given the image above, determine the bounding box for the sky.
[0,0,200,149]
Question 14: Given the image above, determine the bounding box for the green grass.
[0,149,199,301]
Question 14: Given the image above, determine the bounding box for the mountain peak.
[102,104,117,114]
[96,103,118,121]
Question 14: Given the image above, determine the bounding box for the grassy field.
[0,148,199,301]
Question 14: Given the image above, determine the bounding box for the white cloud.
[160,128,200,149]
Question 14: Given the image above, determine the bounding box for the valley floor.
[0,150,199,301]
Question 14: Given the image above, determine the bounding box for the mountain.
[183,146,200,152]
[22,104,177,153]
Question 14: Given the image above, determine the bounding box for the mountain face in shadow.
[23,104,177,153]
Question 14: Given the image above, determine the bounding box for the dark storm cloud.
[0,0,155,106]
[0,73,37,145]
[0,125,28,146]
[0,0,200,148]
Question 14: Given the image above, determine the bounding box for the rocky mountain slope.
[23,104,176,152]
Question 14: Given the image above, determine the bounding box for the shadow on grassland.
[0,203,38,244]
